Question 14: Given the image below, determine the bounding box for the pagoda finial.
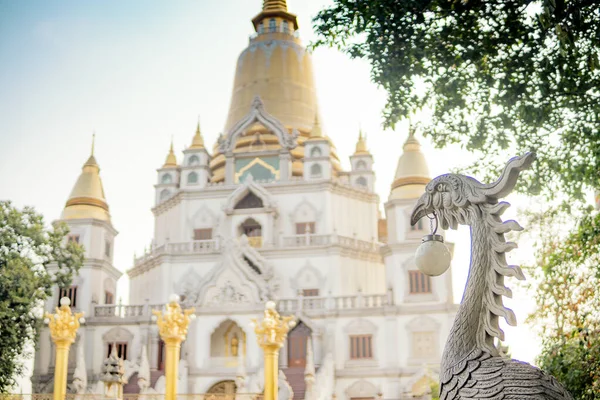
[309,114,323,139]
[163,137,177,168]
[354,127,368,155]
[190,117,205,149]
[91,132,96,156]
[263,0,287,12]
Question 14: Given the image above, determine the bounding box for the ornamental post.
[44,297,85,400]
[152,294,195,400]
[251,301,295,400]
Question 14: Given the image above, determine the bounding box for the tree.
[313,1,600,396]
[523,209,600,399]
[0,201,84,392]
[312,0,600,201]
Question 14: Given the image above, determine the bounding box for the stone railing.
[133,234,381,267]
[93,303,163,318]
[92,291,393,320]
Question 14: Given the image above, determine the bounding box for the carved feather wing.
[440,352,573,400]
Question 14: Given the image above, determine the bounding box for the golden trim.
[65,197,109,211]
[234,158,280,183]
[391,176,431,189]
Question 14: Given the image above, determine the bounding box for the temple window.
[412,331,436,358]
[356,160,367,170]
[187,155,200,166]
[105,291,114,305]
[107,342,128,360]
[193,228,213,240]
[282,20,289,33]
[105,240,111,257]
[310,164,322,178]
[240,218,262,248]
[349,334,373,359]
[302,288,319,297]
[67,234,80,244]
[310,147,322,157]
[235,191,264,209]
[409,270,432,294]
[59,286,77,308]
[188,171,199,184]
[258,22,264,34]
[158,340,166,370]
[161,174,172,184]
[296,222,315,235]
[269,18,276,32]
[356,176,368,187]
[159,189,170,201]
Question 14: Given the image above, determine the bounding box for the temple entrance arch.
[210,319,247,367]
[287,321,311,368]
[207,380,237,395]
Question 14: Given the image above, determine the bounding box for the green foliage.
[0,201,84,392]
[523,210,600,398]
[313,0,600,201]
[537,329,600,399]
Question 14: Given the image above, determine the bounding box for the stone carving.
[410,153,572,399]
[70,342,87,394]
[208,280,249,305]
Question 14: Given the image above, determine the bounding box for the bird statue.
[410,153,572,400]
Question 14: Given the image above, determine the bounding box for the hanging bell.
[415,234,451,276]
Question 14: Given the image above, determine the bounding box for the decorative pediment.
[407,315,441,332]
[188,238,279,307]
[288,197,322,226]
[345,380,378,399]
[290,261,326,294]
[223,175,277,215]
[344,318,378,334]
[218,96,299,153]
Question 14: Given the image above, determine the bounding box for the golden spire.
[308,114,323,140]
[354,128,369,155]
[163,138,177,168]
[61,135,110,221]
[190,120,204,149]
[263,0,287,11]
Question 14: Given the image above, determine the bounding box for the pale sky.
[0,0,542,389]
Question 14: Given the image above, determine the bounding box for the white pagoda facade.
[33,1,457,398]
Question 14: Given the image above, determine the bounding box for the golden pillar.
[152,294,195,400]
[44,297,85,400]
[252,301,295,400]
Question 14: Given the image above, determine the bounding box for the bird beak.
[410,194,429,226]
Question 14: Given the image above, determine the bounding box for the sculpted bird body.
[411,153,572,400]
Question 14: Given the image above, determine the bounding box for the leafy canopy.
[0,201,84,392]
[313,0,600,201]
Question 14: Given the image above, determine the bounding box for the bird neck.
[441,218,490,374]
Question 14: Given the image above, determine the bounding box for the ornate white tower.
[303,116,332,180]
[181,122,211,189]
[155,140,180,205]
[34,139,121,390]
[349,129,375,191]
[383,127,453,306]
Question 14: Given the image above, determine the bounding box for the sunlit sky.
[1,0,543,389]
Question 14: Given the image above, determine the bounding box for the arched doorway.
[287,321,311,367]
[207,380,237,395]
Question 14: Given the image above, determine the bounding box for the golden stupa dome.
[210,0,341,182]
[61,139,111,221]
[389,127,431,200]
